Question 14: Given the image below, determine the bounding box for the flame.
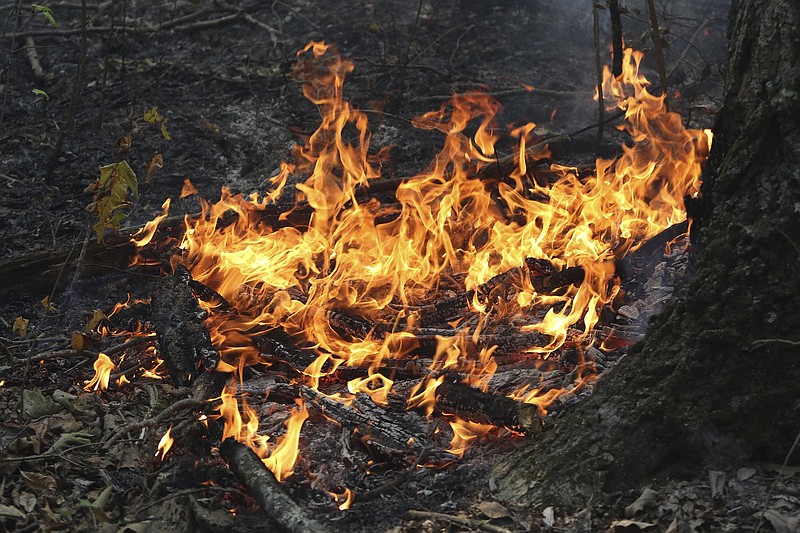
[155,424,174,461]
[137,42,711,462]
[181,178,198,198]
[84,353,115,391]
[329,487,353,510]
[131,198,171,247]
[446,417,494,458]
[262,402,309,482]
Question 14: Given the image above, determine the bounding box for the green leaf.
[32,88,49,100]
[21,389,62,419]
[31,4,58,27]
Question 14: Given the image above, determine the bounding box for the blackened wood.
[434,376,545,433]
[151,264,219,383]
[608,0,624,78]
[299,385,430,460]
[219,439,330,533]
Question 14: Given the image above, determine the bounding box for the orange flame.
[262,402,309,482]
[84,353,115,391]
[140,42,712,461]
[446,417,494,458]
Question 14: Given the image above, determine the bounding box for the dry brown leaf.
[709,470,726,498]
[736,466,757,481]
[477,501,511,519]
[20,470,58,495]
[543,506,555,527]
[611,519,656,531]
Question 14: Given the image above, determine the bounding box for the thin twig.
[23,36,45,82]
[44,0,89,184]
[592,1,605,144]
[646,0,669,106]
[608,0,623,78]
[104,397,206,448]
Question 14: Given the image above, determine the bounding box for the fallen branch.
[219,439,331,533]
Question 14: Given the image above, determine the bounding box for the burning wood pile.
[79,42,710,529]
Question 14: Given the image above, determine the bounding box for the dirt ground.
[4,1,797,532]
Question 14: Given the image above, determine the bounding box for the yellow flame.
[262,402,309,482]
[143,42,712,461]
[155,424,174,461]
[131,198,171,247]
[446,417,494,458]
[84,353,115,391]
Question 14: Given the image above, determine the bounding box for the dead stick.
[646,0,669,104]
[103,398,206,448]
[608,0,624,78]
[219,439,331,533]
[592,2,605,143]
[405,510,513,533]
[24,36,45,82]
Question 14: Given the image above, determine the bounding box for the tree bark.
[493,0,800,507]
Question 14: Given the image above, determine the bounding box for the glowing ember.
[84,353,115,391]
[155,424,174,461]
[134,41,712,467]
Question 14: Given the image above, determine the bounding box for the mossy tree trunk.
[495,0,800,507]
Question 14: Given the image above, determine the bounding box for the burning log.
[150,264,219,383]
[220,439,331,533]
[434,375,546,433]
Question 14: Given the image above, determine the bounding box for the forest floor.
[2,1,797,532]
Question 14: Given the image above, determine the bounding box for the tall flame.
[142,42,711,466]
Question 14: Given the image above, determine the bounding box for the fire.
[155,424,174,461]
[84,353,115,391]
[262,402,309,482]
[447,417,494,458]
[135,41,712,467]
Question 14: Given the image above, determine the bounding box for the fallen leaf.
[21,389,61,419]
[0,504,25,519]
[625,487,657,517]
[709,470,726,498]
[17,491,37,513]
[13,316,29,338]
[20,470,58,495]
[736,466,757,481]
[477,501,511,519]
[611,519,656,531]
[543,506,555,527]
[759,510,800,533]
[46,432,93,453]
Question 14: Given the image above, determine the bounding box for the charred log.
[434,375,546,433]
[151,264,219,383]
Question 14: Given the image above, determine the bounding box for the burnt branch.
[220,439,330,533]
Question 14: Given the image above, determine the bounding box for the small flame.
[262,402,309,482]
[131,199,171,247]
[84,353,115,391]
[446,417,494,458]
[329,487,353,510]
[155,424,174,461]
[180,178,199,198]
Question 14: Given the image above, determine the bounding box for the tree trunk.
[494,0,800,507]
